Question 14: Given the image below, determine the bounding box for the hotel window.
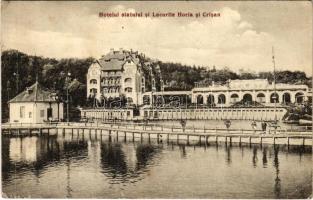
[29,112,32,118]
[20,106,25,118]
[125,78,132,84]
[90,79,97,84]
[40,110,44,118]
[90,88,97,94]
[125,87,132,92]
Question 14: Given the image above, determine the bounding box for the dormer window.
[27,88,33,94]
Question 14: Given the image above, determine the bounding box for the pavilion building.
[8,81,63,123]
[191,79,310,107]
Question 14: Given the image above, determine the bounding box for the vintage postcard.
[1,1,312,199]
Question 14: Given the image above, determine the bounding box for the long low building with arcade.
[191,79,310,107]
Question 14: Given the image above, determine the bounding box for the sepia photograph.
[1,1,312,199]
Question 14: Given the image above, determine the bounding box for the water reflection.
[273,146,281,198]
[100,141,162,184]
[252,146,258,168]
[179,145,187,158]
[225,145,232,165]
[1,134,311,198]
[262,147,268,168]
[2,135,89,183]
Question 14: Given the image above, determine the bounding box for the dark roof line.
[9,82,57,103]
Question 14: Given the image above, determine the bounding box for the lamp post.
[65,72,71,123]
[13,72,19,95]
[7,80,11,102]
[55,94,60,121]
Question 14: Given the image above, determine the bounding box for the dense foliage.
[1,50,94,120]
[1,49,311,120]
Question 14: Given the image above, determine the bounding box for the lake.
[2,132,312,198]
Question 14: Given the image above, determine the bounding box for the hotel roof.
[97,49,141,71]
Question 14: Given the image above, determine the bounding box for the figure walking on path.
[261,121,267,134]
[251,120,257,133]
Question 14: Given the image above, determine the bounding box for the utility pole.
[7,80,11,102]
[65,72,71,123]
[272,47,277,123]
[14,54,20,95]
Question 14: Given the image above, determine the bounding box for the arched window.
[242,93,253,103]
[125,78,132,84]
[282,93,291,104]
[90,88,97,94]
[218,94,226,104]
[125,87,132,92]
[295,92,304,103]
[256,93,265,103]
[270,93,279,103]
[207,95,215,106]
[90,79,97,84]
[231,94,239,98]
[197,95,203,105]
[257,93,265,97]
[230,93,239,103]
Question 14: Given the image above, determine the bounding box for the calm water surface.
[2,132,312,198]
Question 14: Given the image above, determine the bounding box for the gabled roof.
[9,82,57,103]
[97,59,125,71]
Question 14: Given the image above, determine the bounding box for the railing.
[1,122,58,128]
[54,121,312,134]
[2,121,311,135]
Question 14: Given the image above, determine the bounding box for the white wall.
[123,61,141,104]
[9,102,35,123]
[87,63,101,99]
[10,102,64,123]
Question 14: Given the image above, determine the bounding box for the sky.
[1,1,312,75]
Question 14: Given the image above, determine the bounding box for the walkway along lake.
[1,130,312,198]
[2,120,312,146]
